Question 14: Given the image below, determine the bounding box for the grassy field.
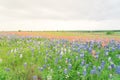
[0,31,120,80]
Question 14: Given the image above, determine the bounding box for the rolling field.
[0,31,120,80]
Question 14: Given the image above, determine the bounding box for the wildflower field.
[0,31,120,80]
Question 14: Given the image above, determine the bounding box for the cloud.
[0,0,120,30]
[0,0,120,20]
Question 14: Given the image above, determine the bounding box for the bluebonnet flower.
[85,64,89,68]
[80,53,84,58]
[98,66,101,72]
[105,51,109,56]
[90,69,96,74]
[68,59,71,63]
[59,54,62,59]
[108,65,112,70]
[5,68,10,72]
[24,62,27,68]
[88,47,92,53]
[65,58,69,63]
[110,62,115,69]
[68,64,72,70]
[95,54,99,59]
[93,66,96,70]
[116,54,120,59]
[38,67,43,71]
[112,47,115,52]
[14,53,16,57]
[83,68,87,76]
[32,75,37,80]
[90,66,97,74]
[96,52,100,55]
[76,56,78,61]
[81,60,85,66]
[45,57,47,63]
[43,64,46,69]
[55,58,58,64]
[116,66,120,74]
[64,68,68,74]
[101,60,105,69]
[47,64,50,67]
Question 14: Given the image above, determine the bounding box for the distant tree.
[106,31,114,35]
[18,30,22,32]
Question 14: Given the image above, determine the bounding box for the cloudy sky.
[0,0,120,31]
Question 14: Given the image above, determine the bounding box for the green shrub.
[18,30,22,32]
[106,31,114,35]
[0,68,7,80]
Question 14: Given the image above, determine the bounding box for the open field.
[0,31,120,80]
[1,31,120,41]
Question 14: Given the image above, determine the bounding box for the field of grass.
[0,31,120,80]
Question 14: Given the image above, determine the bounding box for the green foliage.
[0,68,8,80]
[0,36,120,80]
[18,30,22,32]
[106,31,114,35]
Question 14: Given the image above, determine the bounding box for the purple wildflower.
[32,75,37,80]
[80,53,84,58]
[108,65,112,70]
[55,58,58,64]
[90,69,96,74]
[101,60,105,69]
[5,68,10,72]
[98,66,101,72]
[81,60,85,66]
[95,54,99,59]
[68,64,72,70]
[105,51,109,56]
[24,62,27,68]
[64,68,68,74]
[116,66,120,74]
[111,63,115,69]
[65,58,69,63]
[76,56,78,61]
[83,69,87,76]
[38,67,43,71]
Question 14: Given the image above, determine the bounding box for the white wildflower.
[47,75,52,80]
[65,75,69,78]
[0,58,2,63]
[20,54,23,58]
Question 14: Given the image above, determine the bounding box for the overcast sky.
[0,0,120,31]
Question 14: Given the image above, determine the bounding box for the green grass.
[0,35,120,80]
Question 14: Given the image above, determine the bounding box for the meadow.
[0,31,120,80]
